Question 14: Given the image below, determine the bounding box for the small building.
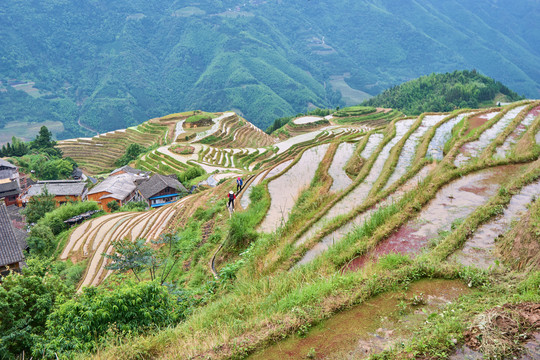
[0,159,21,206]
[87,172,146,212]
[19,180,87,207]
[0,159,18,181]
[109,165,149,178]
[0,202,25,278]
[137,174,188,208]
[71,167,84,180]
[0,179,21,206]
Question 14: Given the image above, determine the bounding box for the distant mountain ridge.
[0,0,538,139]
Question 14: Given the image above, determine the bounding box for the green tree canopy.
[0,259,72,360]
[115,143,146,167]
[22,187,56,224]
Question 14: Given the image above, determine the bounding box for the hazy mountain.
[1,0,538,139]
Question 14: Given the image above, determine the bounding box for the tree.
[107,200,120,212]
[22,187,56,224]
[104,234,182,285]
[33,281,177,358]
[32,126,54,149]
[39,159,73,180]
[0,259,71,360]
[104,238,155,282]
[115,143,146,167]
[27,224,56,257]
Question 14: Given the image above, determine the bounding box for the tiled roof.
[0,180,20,197]
[25,180,86,197]
[0,159,16,169]
[88,173,144,201]
[0,203,24,267]
[137,174,188,200]
[0,169,17,180]
[109,165,147,176]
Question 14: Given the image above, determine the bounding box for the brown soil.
[465,110,500,135]
[464,303,540,355]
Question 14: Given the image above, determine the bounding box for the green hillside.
[363,70,524,115]
[0,0,539,140]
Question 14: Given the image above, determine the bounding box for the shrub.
[185,114,213,123]
[107,200,120,212]
[171,145,195,155]
[27,224,56,257]
[33,281,179,358]
[38,201,100,235]
[119,201,147,212]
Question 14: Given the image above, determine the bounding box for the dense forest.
[362,70,524,115]
[0,0,539,139]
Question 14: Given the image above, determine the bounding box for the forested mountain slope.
[363,70,524,115]
[1,0,539,140]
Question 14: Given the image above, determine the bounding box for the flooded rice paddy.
[385,114,445,189]
[466,111,499,134]
[295,165,434,267]
[453,179,540,269]
[293,116,324,125]
[344,165,523,272]
[360,133,384,159]
[495,105,540,159]
[249,279,470,360]
[454,106,526,167]
[328,142,356,192]
[259,145,329,233]
[275,129,333,155]
[240,160,293,209]
[427,112,472,160]
[294,120,415,248]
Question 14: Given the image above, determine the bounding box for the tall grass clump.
[226,185,268,250]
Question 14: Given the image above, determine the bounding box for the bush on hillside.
[38,201,100,235]
[115,143,146,167]
[119,201,147,212]
[33,281,180,358]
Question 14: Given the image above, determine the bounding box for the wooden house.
[19,180,87,207]
[137,174,188,208]
[87,172,146,211]
[0,202,24,278]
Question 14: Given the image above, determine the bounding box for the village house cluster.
[0,162,188,276]
[0,162,188,212]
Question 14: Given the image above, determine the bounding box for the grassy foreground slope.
[74,101,540,360]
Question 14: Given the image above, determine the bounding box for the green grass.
[185,113,215,123]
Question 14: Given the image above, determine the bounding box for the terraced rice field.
[61,198,189,290]
[454,105,527,166]
[256,102,540,270]
[453,179,540,269]
[427,112,472,160]
[61,102,540,294]
[495,105,540,159]
[384,114,445,188]
[59,101,540,360]
[328,142,356,192]
[259,144,330,233]
[58,121,170,173]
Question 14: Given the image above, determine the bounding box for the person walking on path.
[228,190,236,211]
[236,177,243,192]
